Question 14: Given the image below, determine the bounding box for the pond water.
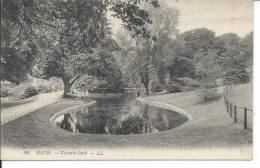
[54,95,188,135]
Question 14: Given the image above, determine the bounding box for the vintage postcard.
[1,0,253,160]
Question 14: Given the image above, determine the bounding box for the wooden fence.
[224,86,253,130]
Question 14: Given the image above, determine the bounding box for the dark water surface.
[55,95,188,135]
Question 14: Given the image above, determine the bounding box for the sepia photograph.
[0,0,253,160]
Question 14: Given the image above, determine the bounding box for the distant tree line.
[115,3,253,94]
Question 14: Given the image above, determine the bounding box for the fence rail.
[224,86,253,130]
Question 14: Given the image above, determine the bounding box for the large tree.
[115,4,180,94]
[1,0,41,83]
[215,33,252,84]
[32,0,159,97]
[217,33,251,84]
[242,32,253,67]
[177,28,225,88]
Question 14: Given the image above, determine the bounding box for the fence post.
[229,102,232,117]
[226,99,229,113]
[224,97,227,112]
[234,106,237,123]
[244,108,247,130]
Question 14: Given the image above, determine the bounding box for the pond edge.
[136,97,193,121]
[49,99,97,126]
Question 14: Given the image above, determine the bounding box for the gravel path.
[1,92,62,124]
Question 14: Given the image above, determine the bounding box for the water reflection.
[55,95,188,135]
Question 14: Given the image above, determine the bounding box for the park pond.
[54,95,188,135]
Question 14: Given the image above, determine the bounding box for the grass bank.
[1,87,252,150]
[1,96,37,109]
[227,82,253,109]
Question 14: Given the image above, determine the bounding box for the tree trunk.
[63,79,71,98]
[143,78,150,95]
[62,75,80,98]
[144,83,149,95]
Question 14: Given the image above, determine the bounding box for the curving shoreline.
[137,97,192,121]
[49,100,96,126]
[1,90,252,151]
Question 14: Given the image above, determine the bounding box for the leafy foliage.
[217,33,252,84]
[0,80,15,97]
[1,47,34,84]
[150,83,164,93]
[2,0,158,96]
[166,83,182,93]
[224,66,250,85]
[38,84,52,93]
[181,28,217,54]
[168,57,195,80]
[23,85,39,98]
[9,83,39,99]
[1,0,40,83]
[120,115,145,134]
[115,4,179,94]
[111,0,159,38]
[198,88,222,103]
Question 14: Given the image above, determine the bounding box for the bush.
[23,86,39,98]
[38,84,52,93]
[11,84,39,99]
[198,88,222,102]
[49,77,63,91]
[151,84,165,93]
[120,115,145,134]
[204,82,217,89]
[175,77,201,88]
[166,84,182,93]
[167,78,200,93]
[175,77,200,90]
[10,83,29,98]
[224,68,250,85]
[0,80,15,97]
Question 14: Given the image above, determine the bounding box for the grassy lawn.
[226,83,253,129]
[1,86,252,150]
[1,96,37,109]
[227,82,253,109]
[140,86,252,147]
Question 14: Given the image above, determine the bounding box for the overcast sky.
[109,0,253,37]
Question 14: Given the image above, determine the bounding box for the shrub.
[151,84,165,93]
[49,77,63,91]
[166,84,182,93]
[120,115,145,134]
[0,80,15,97]
[201,81,217,89]
[224,68,250,85]
[198,88,222,103]
[7,83,40,99]
[88,78,123,93]
[167,78,201,93]
[175,77,201,88]
[38,84,52,93]
[22,86,39,98]
[10,83,29,98]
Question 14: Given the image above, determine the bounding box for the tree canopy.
[1,0,159,96]
[1,0,253,96]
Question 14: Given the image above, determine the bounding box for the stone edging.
[136,97,193,120]
[49,100,97,126]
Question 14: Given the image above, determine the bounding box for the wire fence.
[224,85,253,130]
